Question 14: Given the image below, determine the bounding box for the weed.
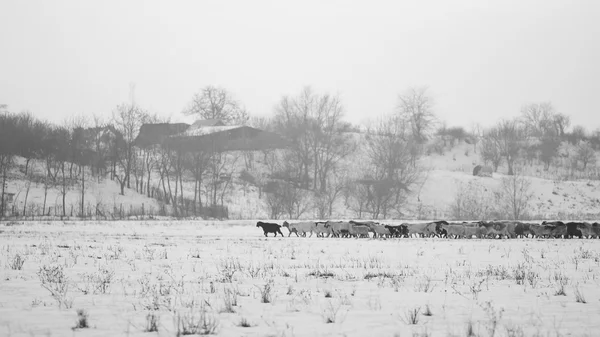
[221,287,238,313]
[526,271,539,288]
[145,311,159,332]
[237,317,252,328]
[308,269,334,278]
[322,300,345,323]
[258,279,274,303]
[470,278,486,300]
[482,301,503,337]
[505,324,525,337]
[574,286,587,303]
[9,253,26,270]
[403,307,421,325]
[466,321,476,337]
[72,309,89,330]
[324,289,333,298]
[175,304,219,336]
[219,258,242,283]
[364,271,396,280]
[414,276,434,293]
[555,285,567,296]
[391,276,404,292]
[423,305,433,316]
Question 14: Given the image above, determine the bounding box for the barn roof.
[135,123,191,148]
[167,125,289,152]
[190,119,226,128]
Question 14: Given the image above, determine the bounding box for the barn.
[135,120,287,152]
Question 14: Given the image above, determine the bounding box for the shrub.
[37,265,73,309]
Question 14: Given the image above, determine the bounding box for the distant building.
[134,123,191,148]
[135,119,288,152]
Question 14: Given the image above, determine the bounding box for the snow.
[177,125,241,137]
[2,220,600,336]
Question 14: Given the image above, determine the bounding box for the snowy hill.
[2,139,599,221]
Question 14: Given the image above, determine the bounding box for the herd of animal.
[255,220,600,239]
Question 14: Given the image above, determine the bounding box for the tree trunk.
[1,163,6,218]
[23,180,31,217]
[61,163,66,217]
[25,158,31,175]
[81,165,85,218]
[42,175,49,217]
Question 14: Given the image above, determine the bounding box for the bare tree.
[520,102,570,138]
[273,87,355,192]
[479,132,503,172]
[183,86,249,125]
[551,113,570,138]
[520,102,555,137]
[112,103,147,195]
[487,119,526,175]
[576,141,596,170]
[397,87,436,143]
[470,123,483,153]
[568,125,587,145]
[539,136,561,170]
[451,181,495,220]
[495,174,533,220]
[0,109,16,217]
[353,115,421,219]
[264,181,310,220]
[314,171,346,219]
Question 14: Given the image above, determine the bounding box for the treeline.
[0,86,434,220]
[476,103,599,175]
[1,90,599,220]
[0,104,152,218]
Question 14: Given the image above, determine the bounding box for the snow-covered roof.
[190,119,225,128]
[176,125,241,137]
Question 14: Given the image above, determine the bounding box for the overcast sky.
[0,0,598,129]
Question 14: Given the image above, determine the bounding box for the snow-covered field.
[2,221,600,337]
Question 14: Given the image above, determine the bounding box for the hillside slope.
[2,141,599,220]
[2,157,160,219]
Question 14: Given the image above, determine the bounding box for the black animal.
[592,223,600,238]
[434,222,448,238]
[565,222,584,239]
[256,221,284,237]
[384,225,408,238]
[513,222,532,238]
